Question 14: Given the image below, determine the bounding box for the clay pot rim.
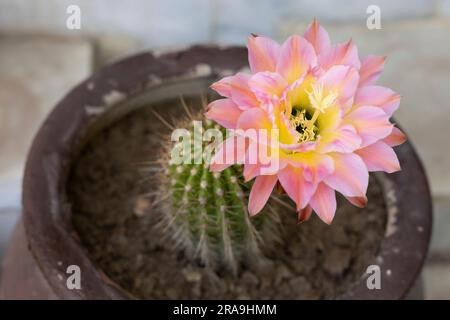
[22,45,432,300]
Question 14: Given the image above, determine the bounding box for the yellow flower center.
[290,109,317,143]
[289,82,338,143]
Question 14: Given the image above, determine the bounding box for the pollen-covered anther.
[185,184,192,192]
[216,188,224,196]
[230,176,237,183]
[190,168,197,176]
[200,180,207,189]
[176,166,183,173]
[290,109,317,143]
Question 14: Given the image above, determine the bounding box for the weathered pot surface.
[0,46,432,299]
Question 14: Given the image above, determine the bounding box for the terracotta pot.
[0,46,432,299]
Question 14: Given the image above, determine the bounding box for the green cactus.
[156,114,280,274]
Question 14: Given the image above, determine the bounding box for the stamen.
[289,109,317,143]
[306,83,338,114]
[305,82,338,135]
[287,82,337,145]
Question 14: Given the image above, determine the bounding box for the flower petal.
[356,141,401,173]
[205,98,242,129]
[243,163,260,181]
[354,85,401,116]
[276,35,317,84]
[237,107,272,130]
[248,175,278,216]
[310,183,336,224]
[382,127,407,147]
[345,106,393,147]
[359,55,385,87]
[345,196,367,208]
[318,40,361,70]
[319,124,362,153]
[324,153,368,197]
[278,165,316,210]
[210,135,247,172]
[229,73,260,110]
[247,36,280,73]
[248,71,288,104]
[303,19,331,55]
[285,152,334,184]
[281,140,319,153]
[210,76,233,97]
[298,205,313,223]
[320,65,359,109]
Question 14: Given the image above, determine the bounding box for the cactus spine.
[156,113,277,274]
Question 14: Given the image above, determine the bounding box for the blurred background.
[0,0,449,298]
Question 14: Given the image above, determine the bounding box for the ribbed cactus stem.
[158,116,273,274]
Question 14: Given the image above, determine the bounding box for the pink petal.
[237,107,272,130]
[303,19,331,55]
[324,153,368,197]
[359,55,385,87]
[345,196,368,208]
[210,76,233,97]
[346,106,393,147]
[278,165,316,210]
[354,85,400,116]
[210,135,247,172]
[248,175,278,216]
[243,139,285,176]
[287,153,335,184]
[205,98,242,129]
[310,183,336,224]
[243,138,282,181]
[382,127,407,147]
[320,65,359,109]
[281,140,319,153]
[248,71,288,104]
[243,163,261,182]
[276,35,317,84]
[320,124,362,153]
[356,141,401,173]
[247,36,280,73]
[230,73,259,110]
[298,205,313,223]
[318,39,361,70]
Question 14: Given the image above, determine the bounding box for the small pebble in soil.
[133,197,151,217]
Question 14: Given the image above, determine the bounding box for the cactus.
[154,111,280,274]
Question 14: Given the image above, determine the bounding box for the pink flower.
[205,20,406,224]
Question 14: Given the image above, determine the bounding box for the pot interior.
[66,78,388,299]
